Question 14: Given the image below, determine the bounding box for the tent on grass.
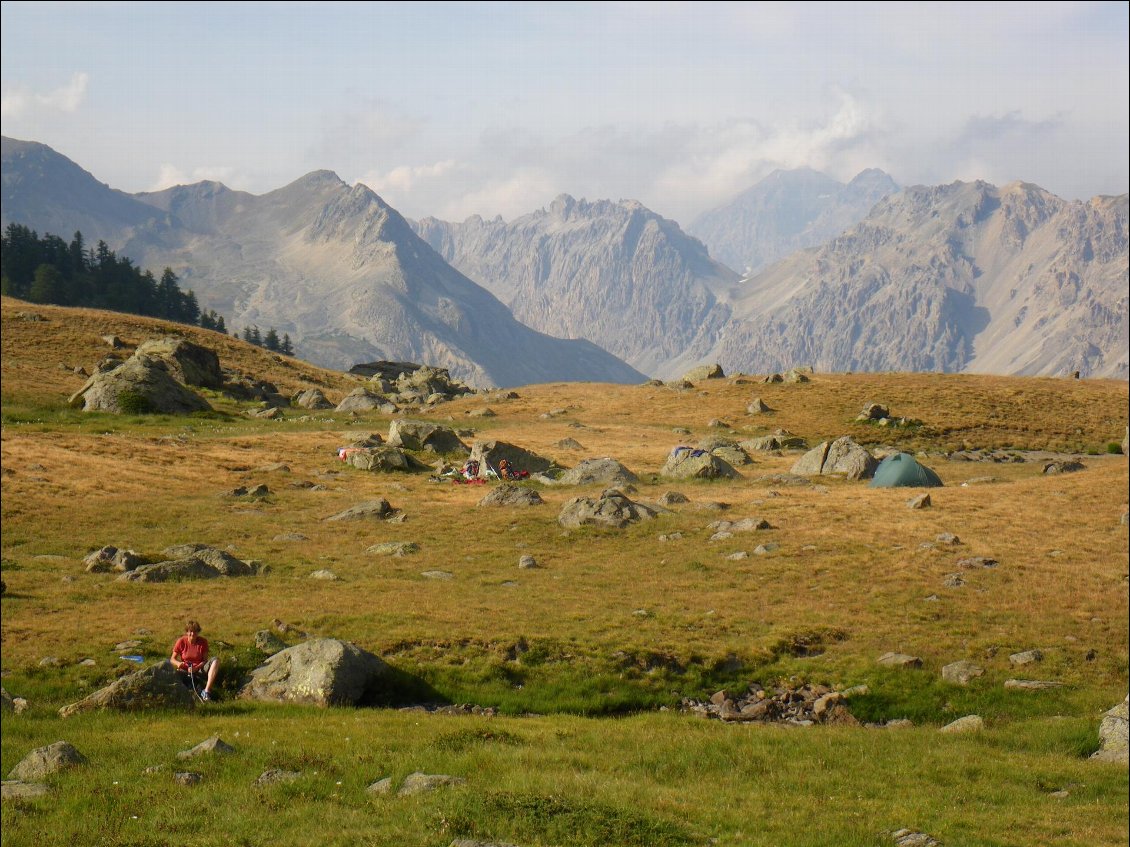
[869,452,943,488]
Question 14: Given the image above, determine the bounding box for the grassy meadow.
[2,296,1127,846]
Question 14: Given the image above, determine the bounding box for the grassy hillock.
[2,296,1127,847]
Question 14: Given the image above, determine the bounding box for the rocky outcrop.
[558,489,659,529]
[554,458,639,487]
[468,441,553,478]
[68,354,211,414]
[792,437,878,480]
[133,337,223,389]
[1092,696,1129,763]
[7,741,87,779]
[238,638,389,707]
[59,661,198,717]
[659,447,741,480]
[478,484,545,507]
[387,420,469,454]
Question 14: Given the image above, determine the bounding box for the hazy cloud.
[149,163,240,191]
[1,71,88,119]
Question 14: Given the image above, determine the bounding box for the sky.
[2,1,1127,227]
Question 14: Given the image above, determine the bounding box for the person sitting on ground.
[497,458,511,480]
[171,619,219,701]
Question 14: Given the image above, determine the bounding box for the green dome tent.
[869,452,943,488]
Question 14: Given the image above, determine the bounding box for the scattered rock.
[518,555,538,569]
[906,493,931,509]
[657,491,689,506]
[1009,650,1043,666]
[478,485,544,507]
[397,772,466,796]
[1004,679,1064,691]
[957,556,998,569]
[69,354,212,415]
[939,715,984,734]
[746,397,773,414]
[324,499,400,522]
[173,772,203,786]
[1,781,51,800]
[239,638,389,707]
[421,570,455,580]
[367,541,420,556]
[1091,696,1128,763]
[59,661,198,717]
[388,419,470,454]
[660,447,740,480]
[941,661,984,685]
[682,364,725,382]
[878,652,922,668]
[254,630,289,654]
[792,436,878,480]
[1043,460,1086,475]
[293,388,333,410]
[891,829,942,847]
[84,545,146,573]
[309,569,340,581]
[8,741,87,780]
[177,737,235,759]
[682,681,859,725]
[555,457,639,487]
[256,769,301,785]
[558,489,658,529]
[367,777,393,794]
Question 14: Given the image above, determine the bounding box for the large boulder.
[682,364,725,382]
[324,499,400,522]
[342,446,426,473]
[555,458,639,487]
[558,489,659,529]
[68,355,211,414]
[468,441,553,478]
[133,337,223,389]
[659,447,740,480]
[59,661,198,717]
[387,420,469,454]
[8,741,87,779]
[791,436,878,480]
[335,388,397,414]
[1092,696,1129,763]
[238,638,389,707]
[118,544,257,582]
[293,388,333,410]
[478,484,545,507]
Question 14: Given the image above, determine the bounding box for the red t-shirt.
[173,635,209,668]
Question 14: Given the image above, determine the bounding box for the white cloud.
[1,72,88,119]
[149,163,240,191]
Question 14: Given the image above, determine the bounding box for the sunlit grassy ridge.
[2,297,1127,846]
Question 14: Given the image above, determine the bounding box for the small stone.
[308,569,340,581]
[518,555,538,569]
[726,551,749,560]
[421,570,454,580]
[935,533,960,545]
[366,777,393,794]
[1004,679,1063,691]
[753,543,779,555]
[906,493,931,509]
[256,769,301,785]
[397,772,466,796]
[173,772,203,786]
[1009,649,1043,666]
[878,652,922,668]
[939,714,984,734]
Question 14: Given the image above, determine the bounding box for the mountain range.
[2,136,1127,382]
[1,137,643,388]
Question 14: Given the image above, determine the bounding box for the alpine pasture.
[1,297,1127,847]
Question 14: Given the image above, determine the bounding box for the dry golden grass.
[2,298,1127,712]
